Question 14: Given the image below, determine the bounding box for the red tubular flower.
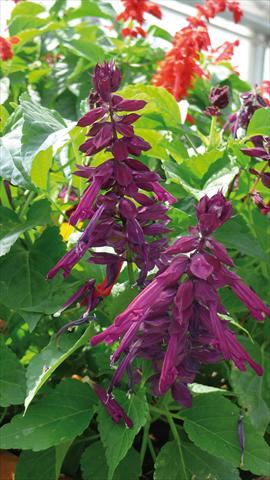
[260,80,270,106]
[210,40,240,63]
[0,36,19,61]
[116,0,162,38]
[152,0,243,100]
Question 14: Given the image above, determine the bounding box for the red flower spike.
[152,0,243,100]
[117,0,162,38]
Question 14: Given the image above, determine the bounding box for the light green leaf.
[0,379,96,451]
[98,389,149,480]
[247,108,270,137]
[119,85,181,129]
[25,324,94,411]
[154,439,240,480]
[8,15,47,36]
[65,0,114,20]
[181,394,270,475]
[30,148,53,190]
[11,1,45,18]
[0,105,9,132]
[81,442,141,480]
[0,342,26,407]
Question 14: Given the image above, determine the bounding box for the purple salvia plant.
[48,60,175,328]
[226,87,267,138]
[91,192,270,408]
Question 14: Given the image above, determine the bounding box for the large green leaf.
[25,324,94,411]
[181,394,270,475]
[247,108,270,137]
[0,342,26,407]
[20,94,70,179]
[230,338,270,434]
[98,389,149,480]
[0,379,96,451]
[154,439,240,480]
[0,120,31,188]
[119,85,181,129]
[81,442,141,480]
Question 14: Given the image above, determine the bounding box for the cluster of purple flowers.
[205,85,230,117]
[48,61,175,300]
[91,193,270,408]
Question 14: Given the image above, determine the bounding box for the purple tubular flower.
[93,383,133,428]
[91,192,269,407]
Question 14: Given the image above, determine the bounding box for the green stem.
[183,133,198,155]
[148,438,157,463]
[18,190,35,220]
[127,251,135,286]
[209,116,217,149]
[0,407,7,424]
[165,406,187,480]
[140,420,150,465]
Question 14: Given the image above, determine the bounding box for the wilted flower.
[91,193,269,407]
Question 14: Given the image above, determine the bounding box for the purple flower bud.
[93,61,121,101]
[209,85,230,109]
[190,254,214,280]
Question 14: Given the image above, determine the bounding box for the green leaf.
[0,342,26,407]
[81,442,141,480]
[65,0,114,20]
[247,108,270,137]
[0,120,31,188]
[30,148,53,190]
[25,324,94,411]
[215,215,269,262]
[11,1,45,18]
[0,229,70,315]
[98,389,149,480]
[0,200,51,257]
[15,449,56,480]
[154,439,240,480]
[230,338,270,434]
[0,379,96,451]
[63,39,105,63]
[119,85,181,129]
[16,442,72,480]
[0,105,9,132]
[20,94,69,179]
[148,25,172,42]
[8,15,47,36]
[181,394,270,475]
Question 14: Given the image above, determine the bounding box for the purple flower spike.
[209,85,230,109]
[91,192,269,408]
